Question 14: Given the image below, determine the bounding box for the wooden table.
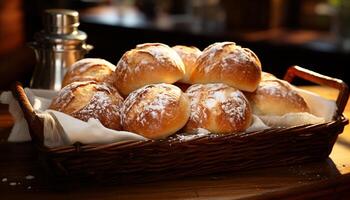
[0,86,349,199]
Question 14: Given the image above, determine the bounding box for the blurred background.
[0,0,349,89]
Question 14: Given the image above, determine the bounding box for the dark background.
[0,0,349,89]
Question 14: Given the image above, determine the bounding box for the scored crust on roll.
[185,83,252,134]
[190,42,262,92]
[114,43,185,96]
[121,83,190,139]
[49,81,124,130]
[172,45,202,84]
[245,79,310,116]
[62,58,116,87]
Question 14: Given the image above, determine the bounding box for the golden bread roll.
[62,58,116,87]
[245,79,310,116]
[190,42,262,92]
[114,43,185,96]
[121,83,190,139]
[184,83,252,134]
[261,71,277,81]
[172,45,202,84]
[49,81,124,130]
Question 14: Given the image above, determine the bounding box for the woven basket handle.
[11,82,44,145]
[283,65,349,115]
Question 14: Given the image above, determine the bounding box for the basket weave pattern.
[12,66,349,183]
[45,118,346,183]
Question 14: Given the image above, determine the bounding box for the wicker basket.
[12,66,349,184]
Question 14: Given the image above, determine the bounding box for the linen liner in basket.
[0,67,341,148]
[4,66,349,183]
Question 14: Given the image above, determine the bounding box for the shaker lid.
[44,9,79,34]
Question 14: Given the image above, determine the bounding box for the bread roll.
[62,58,116,87]
[49,81,124,130]
[190,42,262,92]
[261,71,277,81]
[121,83,190,139]
[172,45,201,84]
[185,83,252,134]
[114,43,185,96]
[245,79,310,116]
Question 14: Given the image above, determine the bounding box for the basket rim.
[38,114,348,154]
[12,65,349,154]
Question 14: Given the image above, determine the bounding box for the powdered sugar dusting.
[140,47,167,63]
[186,84,207,125]
[50,82,123,130]
[249,79,310,116]
[187,83,249,127]
[203,42,234,61]
[76,92,113,117]
[116,57,131,82]
[134,59,152,73]
[176,128,210,141]
[122,83,182,130]
[73,83,123,129]
[221,46,254,67]
[197,42,231,73]
[69,58,116,73]
[172,45,201,66]
[115,43,185,85]
[204,98,217,109]
[196,128,211,134]
[50,81,91,111]
[197,42,257,75]
[136,43,185,72]
[259,80,298,98]
[212,91,226,102]
[221,91,247,124]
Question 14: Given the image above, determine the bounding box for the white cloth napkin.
[0,91,31,142]
[296,88,337,122]
[246,115,270,132]
[0,89,147,147]
[259,112,325,128]
[0,86,337,147]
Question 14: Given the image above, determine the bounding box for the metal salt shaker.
[30,9,93,90]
